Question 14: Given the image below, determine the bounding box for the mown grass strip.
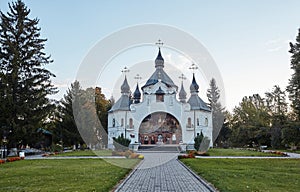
[181,158,300,192]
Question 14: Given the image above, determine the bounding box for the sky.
[1,0,299,111]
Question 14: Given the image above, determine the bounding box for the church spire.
[189,64,199,94]
[133,74,142,103]
[121,76,130,94]
[190,73,199,93]
[155,39,164,69]
[121,67,130,95]
[179,74,187,103]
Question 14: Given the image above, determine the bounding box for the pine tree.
[206,78,224,144]
[57,81,83,148]
[287,28,300,121]
[0,0,57,147]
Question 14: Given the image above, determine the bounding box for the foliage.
[56,81,83,147]
[55,81,111,149]
[207,78,225,143]
[0,0,57,147]
[194,132,203,151]
[181,158,300,192]
[215,111,232,147]
[230,94,271,147]
[113,135,131,151]
[287,28,300,120]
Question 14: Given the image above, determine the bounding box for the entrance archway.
[139,112,182,145]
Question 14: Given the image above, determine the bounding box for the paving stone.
[115,152,214,192]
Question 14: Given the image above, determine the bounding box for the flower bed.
[112,150,143,159]
[1,156,25,164]
[178,150,210,159]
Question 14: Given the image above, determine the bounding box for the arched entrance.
[139,112,182,145]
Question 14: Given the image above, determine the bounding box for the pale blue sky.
[1,0,299,110]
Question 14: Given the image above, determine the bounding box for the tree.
[95,87,111,146]
[194,132,204,151]
[287,28,300,121]
[265,85,288,148]
[215,111,232,148]
[0,0,57,147]
[206,78,224,144]
[230,94,271,147]
[57,81,83,148]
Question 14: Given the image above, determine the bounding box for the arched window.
[205,118,208,126]
[187,117,191,128]
[197,118,200,126]
[129,118,133,128]
[112,118,115,127]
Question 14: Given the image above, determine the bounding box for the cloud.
[267,46,282,52]
[265,38,290,52]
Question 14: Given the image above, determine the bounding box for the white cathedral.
[107,47,213,150]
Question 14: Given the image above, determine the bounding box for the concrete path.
[115,152,215,192]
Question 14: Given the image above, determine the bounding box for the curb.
[177,159,218,192]
[113,158,144,192]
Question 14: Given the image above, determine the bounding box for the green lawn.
[56,150,112,157]
[207,148,282,156]
[181,158,300,192]
[0,159,139,191]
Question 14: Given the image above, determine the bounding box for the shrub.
[194,133,204,151]
[113,135,131,151]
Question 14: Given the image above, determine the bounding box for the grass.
[181,158,300,192]
[207,148,282,156]
[0,158,139,191]
[56,150,112,157]
[281,149,300,154]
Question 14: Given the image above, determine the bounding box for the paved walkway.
[115,152,215,192]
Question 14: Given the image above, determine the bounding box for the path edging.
[177,159,218,192]
[113,158,144,192]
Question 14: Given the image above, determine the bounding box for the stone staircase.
[138,145,180,152]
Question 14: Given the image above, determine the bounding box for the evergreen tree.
[206,78,224,144]
[0,0,57,147]
[57,81,83,148]
[265,85,288,148]
[287,28,300,120]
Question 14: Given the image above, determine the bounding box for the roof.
[121,76,130,94]
[142,48,178,90]
[187,94,211,111]
[142,68,178,89]
[155,86,165,95]
[179,82,187,101]
[133,83,141,99]
[109,95,130,112]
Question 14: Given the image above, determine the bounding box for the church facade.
[107,48,212,149]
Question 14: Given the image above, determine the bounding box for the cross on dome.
[121,66,130,75]
[155,39,164,48]
[134,74,142,83]
[189,63,198,74]
[179,74,186,82]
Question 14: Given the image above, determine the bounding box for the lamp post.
[2,136,7,159]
